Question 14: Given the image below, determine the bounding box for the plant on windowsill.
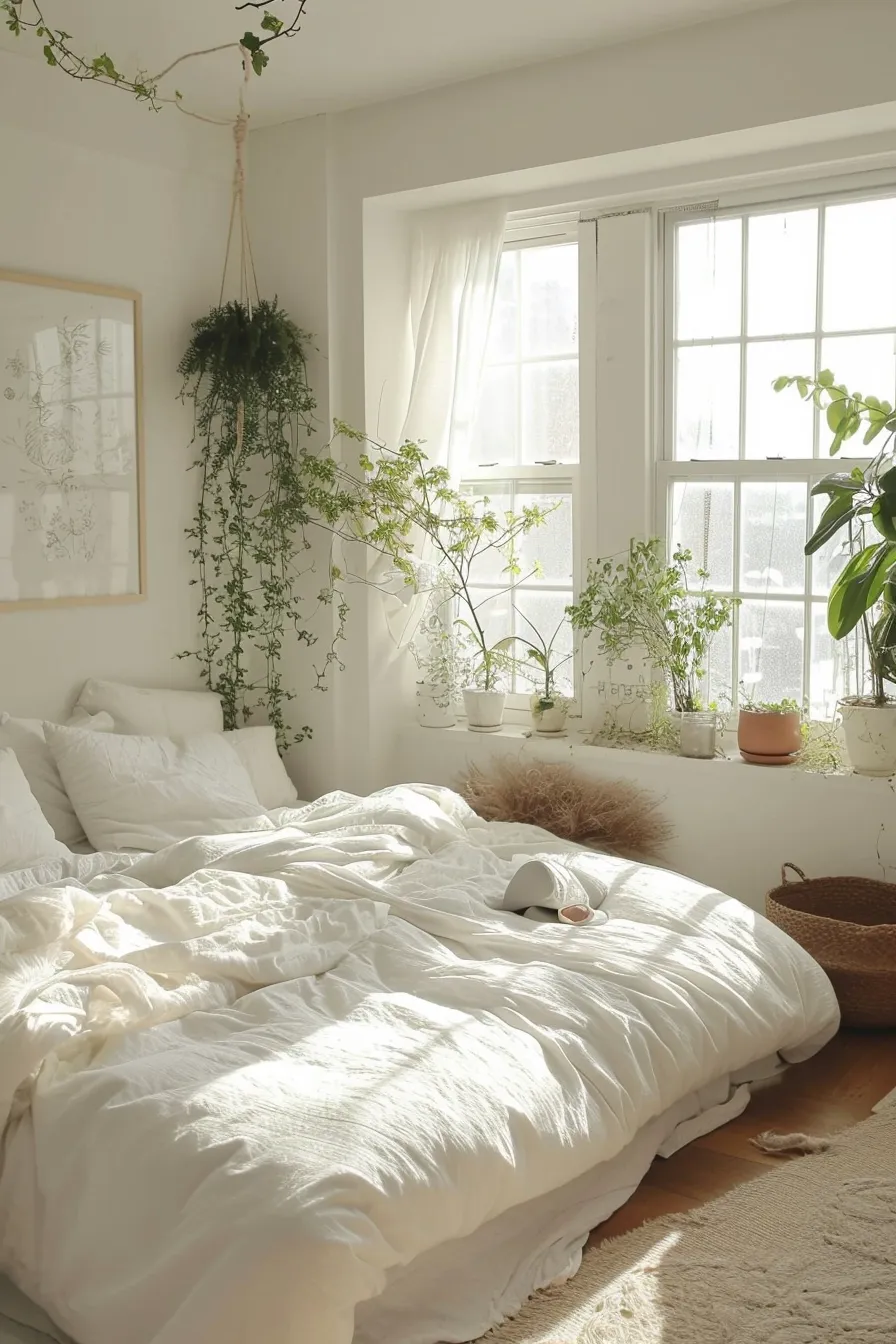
[567,539,738,759]
[737,694,803,765]
[776,369,896,776]
[344,433,553,734]
[412,578,473,729]
[515,612,574,736]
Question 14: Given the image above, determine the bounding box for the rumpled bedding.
[0,784,839,1344]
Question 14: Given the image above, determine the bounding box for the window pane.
[466,587,512,651]
[745,338,815,458]
[470,364,518,465]
[747,209,818,336]
[811,491,851,597]
[670,481,734,589]
[515,589,574,695]
[676,218,742,340]
[521,244,578,358]
[522,360,579,463]
[810,604,862,721]
[740,481,807,593]
[516,489,573,584]
[701,626,733,712]
[819,333,896,458]
[675,344,740,459]
[738,599,804,704]
[487,251,519,362]
[823,198,896,332]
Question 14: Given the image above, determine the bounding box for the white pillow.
[0,749,71,872]
[46,725,265,853]
[75,680,224,736]
[0,711,114,847]
[226,727,298,809]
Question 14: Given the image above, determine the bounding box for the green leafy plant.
[178,299,361,749]
[2,0,309,110]
[340,433,552,692]
[412,578,472,710]
[740,695,800,714]
[515,612,573,712]
[567,539,738,714]
[775,370,896,704]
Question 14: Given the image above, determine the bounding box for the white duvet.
[0,784,838,1344]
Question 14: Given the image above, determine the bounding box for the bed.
[0,783,839,1344]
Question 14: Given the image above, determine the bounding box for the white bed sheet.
[0,785,839,1344]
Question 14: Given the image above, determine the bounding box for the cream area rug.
[481,1105,896,1343]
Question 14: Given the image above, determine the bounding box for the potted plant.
[776,371,896,775]
[567,539,737,758]
[412,583,471,728]
[737,696,802,764]
[346,436,551,734]
[516,613,574,735]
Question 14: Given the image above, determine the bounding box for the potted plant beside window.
[349,438,551,735]
[737,697,802,764]
[777,371,896,775]
[567,539,737,758]
[516,613,574,735]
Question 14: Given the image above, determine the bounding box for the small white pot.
[530,697,570,735]
[839,698,896,776]
[463,688,506,733]
[416,684,456,729]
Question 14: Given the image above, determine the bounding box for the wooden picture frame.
[0,270,145,611]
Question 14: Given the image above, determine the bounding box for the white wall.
[0,54,231,724]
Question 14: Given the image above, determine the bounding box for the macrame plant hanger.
[219,48,260,458]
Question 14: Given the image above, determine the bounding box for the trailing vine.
[2,0,309,116]
[178,300,359,750]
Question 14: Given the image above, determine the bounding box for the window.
[660,192,896,717]
[463,239,579,697]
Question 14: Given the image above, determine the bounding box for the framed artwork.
[0,271,145,610]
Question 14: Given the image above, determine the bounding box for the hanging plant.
[179,298,358,750]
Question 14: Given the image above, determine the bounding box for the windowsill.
[401,719,891,785]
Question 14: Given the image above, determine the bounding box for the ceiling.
[3,0,798,125]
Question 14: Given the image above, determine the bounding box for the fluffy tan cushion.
[457,758,672,860]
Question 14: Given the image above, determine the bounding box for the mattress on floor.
[1,1052,789,1344]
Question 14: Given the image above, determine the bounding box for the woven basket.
[766,865,896,1029]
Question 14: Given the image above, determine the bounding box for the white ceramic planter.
[530,698,570,736]
[416,684,457,729]
[839,698,896,776]
[463,688,506,733]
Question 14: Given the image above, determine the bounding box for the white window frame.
[654,183,896,717]
[461,225,588,714]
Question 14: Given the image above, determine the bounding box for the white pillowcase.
[75,680,224,737]
[47,726,265,853]
[0,711,114,847]
[226,727,298,809]
[0,749,71,872]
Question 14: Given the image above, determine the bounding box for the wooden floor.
[588,1028,896,1249]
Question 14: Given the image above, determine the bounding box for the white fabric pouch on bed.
[46,725,265,852]
[502,857,610,925]
[0,711,114,848]
[0,749,72,871]
[75,680,224,736]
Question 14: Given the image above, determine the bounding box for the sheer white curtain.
[380,199,508,640]
[401,199,507,476]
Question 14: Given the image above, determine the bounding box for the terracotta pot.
[737,709,802,761]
